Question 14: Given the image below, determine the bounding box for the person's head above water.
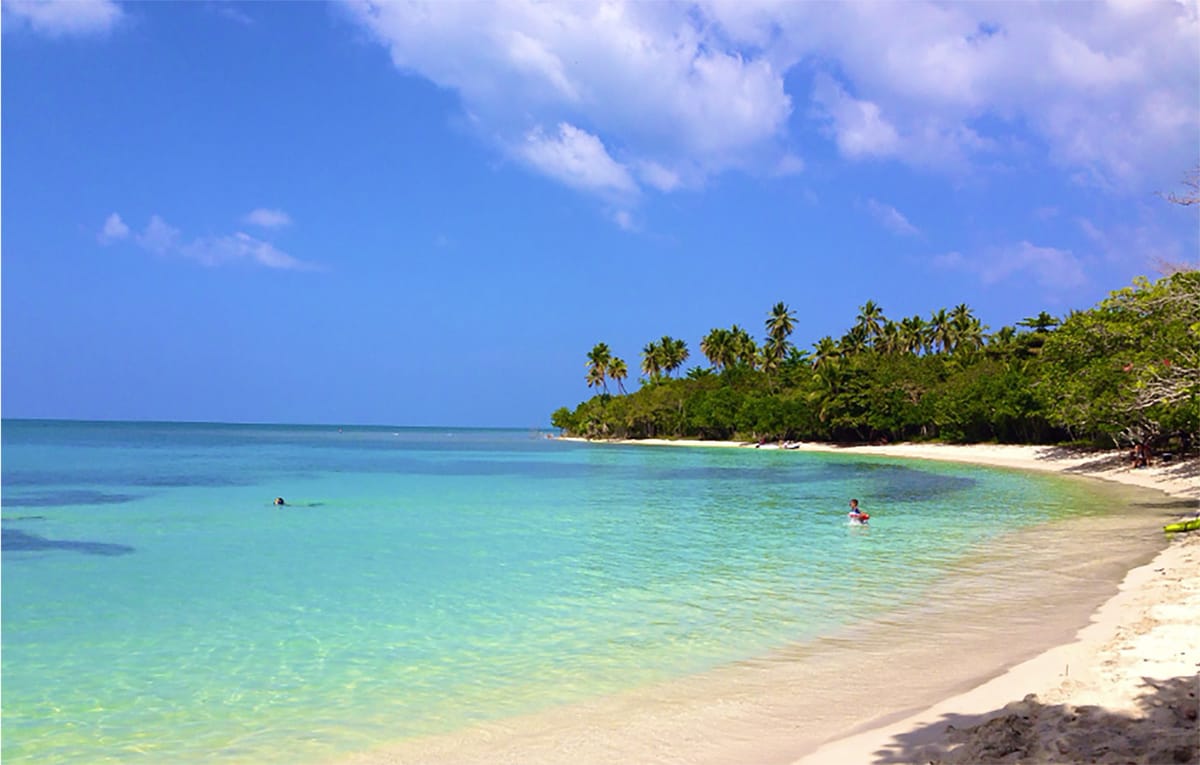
[274,497,285,506]
[849,498,859,510]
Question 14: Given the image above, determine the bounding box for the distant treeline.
[551,272,1199,450]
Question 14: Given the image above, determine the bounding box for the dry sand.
[570,437,1199,764]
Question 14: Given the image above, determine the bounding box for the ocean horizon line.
[0,417,550,432]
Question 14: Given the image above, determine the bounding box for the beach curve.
[575,438,1199,764]
[347,439,1197,764]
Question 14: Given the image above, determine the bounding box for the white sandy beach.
[568,438,1199,764]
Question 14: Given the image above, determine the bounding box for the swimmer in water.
[848,498,869,524]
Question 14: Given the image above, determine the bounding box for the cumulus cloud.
[612,209,635,231]
[762,2,1195,183]
[340,0,1198,206]
[519,123,636,195]
[3,0,122,37]
[181,232,305,269]
[934,241,1087,288]
[637,161,683,193]
[811,75,900,159]
[864,199,920,237]
[243,208,293,228]
[137,215,181,255]
[341,0,793,198]
[106,213,312,270]
[97,212,130,243]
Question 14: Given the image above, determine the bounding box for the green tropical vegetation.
[552,272,1200,453]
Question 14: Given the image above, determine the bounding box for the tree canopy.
[552,273,1199,452]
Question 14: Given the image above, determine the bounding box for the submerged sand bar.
[349,441,1198,765]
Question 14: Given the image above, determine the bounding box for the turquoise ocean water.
[0,420,1163,763]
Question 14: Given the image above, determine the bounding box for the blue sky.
[3,0,1198,427]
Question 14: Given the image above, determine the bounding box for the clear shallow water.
[0,420,1157,764]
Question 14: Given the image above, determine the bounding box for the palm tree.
[765,302,796,343]
[730,325,758,369]
[700,328,731,371]
[991,325,1017,345]
[876,319,902,355]
[928,308,953,354]
[585,365,605,392]
[950,303,984,353]
[1017,311,1060,333]
[811,336,840,368]
[899,315,928,355]
[586,343,612,393]
[659,335,689,377]
[641,341,663,381]
[763,302,796,370]
[855,300,885,345]
[761,336,790,374]
[608,357,628,394]
[838,325,869,356]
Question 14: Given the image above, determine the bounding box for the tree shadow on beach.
[864,674,1198,764]
[1034,446,1200,483]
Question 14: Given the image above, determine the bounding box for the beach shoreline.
[558,436,1199,503]
[558,437,1199,764]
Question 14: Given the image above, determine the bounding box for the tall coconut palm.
[855,300,885,345]
[609,356,628,394]
[659,335,689,377]
[838,325,869,356]
[811,335,840,368]
[949,304,985,353]
[876,319,902,355]
[763,302,796,370]
[585,365,605,392]
[765,302,796,343]
[761,336,789,374]
[586,342,612,393]
[899,315,927,355]
[641,341,663,381]
[730,325,758,368]
[928,308,953,354]
[700,328,731,370]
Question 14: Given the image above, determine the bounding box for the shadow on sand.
[865,674,1198,764]
[1034,446,1200,485]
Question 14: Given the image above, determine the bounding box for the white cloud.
[519,122,636,195]
[752,1,1195,184]
[341,0,1198,210]
[110,213,311,270]
[342,0,793,198]
[182,232,306,270]
[3,0,122,37]
[773,153,805,177]
[97,212,130,243]
[637,161,682,192]
[934,241,1087,288]
[137,215,181,255]
[811,75,900,159]
[612,209,635,231]
[243,208,293,228]
[865,198,920,237]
